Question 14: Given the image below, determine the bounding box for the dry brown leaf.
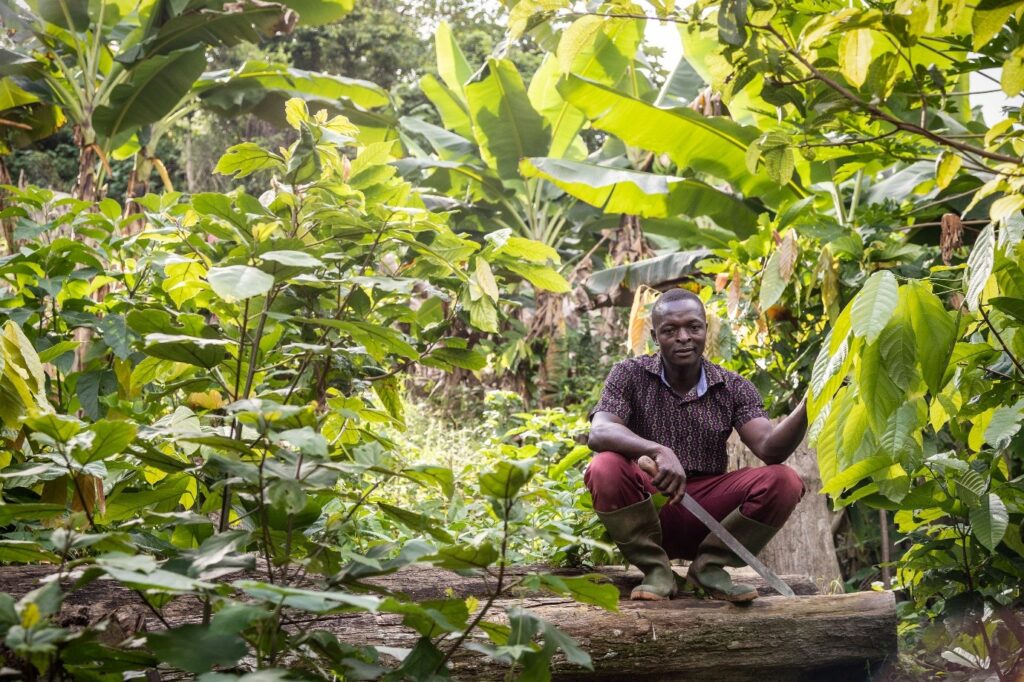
[627,285,660,356]
[727,269,742,319]
[704,312,722,359]
[940,213,963,265]
[778,230,799,282]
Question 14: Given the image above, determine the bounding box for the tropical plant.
[503,0,1024,674]
[0,97,612,678]
[0,0,364,202]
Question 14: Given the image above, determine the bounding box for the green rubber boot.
[686,508,779,603]
[597,496,678,601]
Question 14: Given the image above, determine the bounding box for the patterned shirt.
[590,354,768,475]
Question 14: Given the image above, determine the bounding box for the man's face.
[650,299,707,370]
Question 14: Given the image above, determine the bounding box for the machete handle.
[637,455,658,477]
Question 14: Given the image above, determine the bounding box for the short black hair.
[651,288,705,327]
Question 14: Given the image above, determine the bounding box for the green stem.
[847,170,863,224]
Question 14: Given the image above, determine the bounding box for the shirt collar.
[638,354,724,398]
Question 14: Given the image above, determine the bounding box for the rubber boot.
[596,496,678,601]
[686,508,779,603]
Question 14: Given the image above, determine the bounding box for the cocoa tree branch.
[753,24,1021,166]
[979,304,1024,378]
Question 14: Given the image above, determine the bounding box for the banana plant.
[0,0,357,201]
[397,18,655,394]
[399,17,653,255]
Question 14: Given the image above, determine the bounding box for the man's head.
[649,288,706,370]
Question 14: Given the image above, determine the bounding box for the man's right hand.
[642,447,687,506]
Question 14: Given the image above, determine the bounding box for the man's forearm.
[588,421,663,461]
[760,400,808,464]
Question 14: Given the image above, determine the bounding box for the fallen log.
[310,591,897,681]
[0,564,895,680]
[360,565,822,600]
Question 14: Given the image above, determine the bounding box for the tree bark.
[728,432,844,588]
[442,591,898,681]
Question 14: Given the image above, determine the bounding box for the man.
[586,288,808,602]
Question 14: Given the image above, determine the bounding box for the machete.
[637,456,795,598]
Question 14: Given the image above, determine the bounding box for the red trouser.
[584,451,805,560]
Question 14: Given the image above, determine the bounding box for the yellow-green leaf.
[935,152,962,190]
[839,29,873,88]
[1003,46,1024,96]
[972,0,1024,49]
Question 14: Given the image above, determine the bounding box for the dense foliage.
[1,0,1024,679]
[0,94,623,678]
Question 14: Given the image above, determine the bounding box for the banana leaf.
[520,157,758,231]
[559,74,805,208]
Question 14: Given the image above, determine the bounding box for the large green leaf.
[972,0,1024,49]
[214,143,285,178]
[93,47,207,148]
[984,403,1024,447]
[903,281,957,394]
[0,503,66,525]
[502,261,571,293]
[197,61,389,114]
[479,459,535,501]
[990,296,1024,325]
[434,21,472,99]
[400,116,476,162]
[821,453,891,497]
[143,334,229,369]
[556,13,642,86]
[207,265,275,302]
[103,474,191,523]
[519,158,757,229]
[420,73,473,139]
[535,574,620,611]
[305,319,419,361]
[465,58,550,183]
[422,542,499,570]
[527,56,587,160]
[558,75,804,207]
[278,0,354,25]
[877,400,924,468]
[964,222,995,311]
[586,249,709,295]
[876,313,917,390]
[970,493,1009,551]
[377,503,452,543]
[857,334,903,432]
[129,3,297,59]
[34,0,89,30]
[147,625,247,674]
[851,270,898,344]
[234,580,380,613]
[83,420,138,462]
[642,216,748,248]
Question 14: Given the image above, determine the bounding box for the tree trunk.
[72,125,98,203]
[0,564,896,681]
[609,213,652,265]
[728,432,843,588]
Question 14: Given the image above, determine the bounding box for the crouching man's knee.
[584,451,646,512]
[744,464,805,527]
